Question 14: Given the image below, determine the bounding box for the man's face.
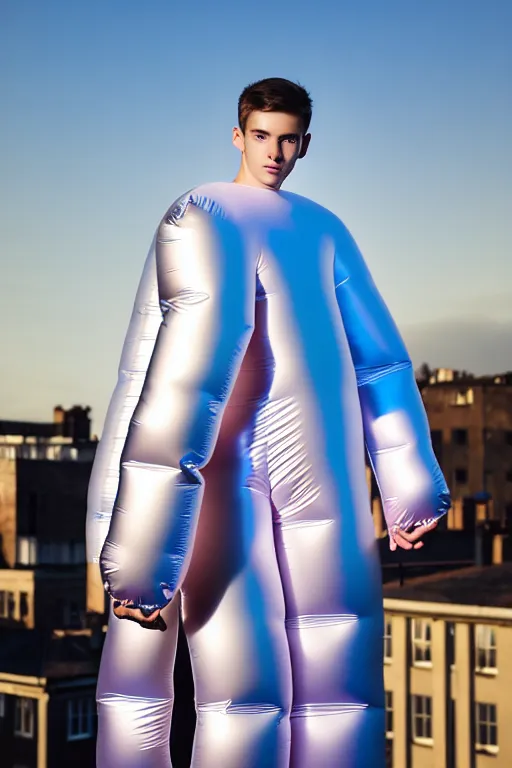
[233,111,311,190]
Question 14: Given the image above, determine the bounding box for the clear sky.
[2,0,511,434]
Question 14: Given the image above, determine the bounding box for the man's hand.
[389,519,438,552]
[112,600,167,631]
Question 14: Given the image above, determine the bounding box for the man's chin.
[260,173,282,190]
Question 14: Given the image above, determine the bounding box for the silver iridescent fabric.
[86,182,449,767]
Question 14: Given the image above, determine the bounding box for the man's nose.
[268,141,282,161]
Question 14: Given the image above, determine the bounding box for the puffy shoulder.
[161,186,228,227]
[282,190,344,231]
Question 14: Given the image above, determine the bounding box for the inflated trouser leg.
[96,597,181,767]
[273,489,386,768]
[181,482,293,768]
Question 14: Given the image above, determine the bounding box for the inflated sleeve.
[86,239,162,613]
[333,221,450,534]
[99,199,255,610]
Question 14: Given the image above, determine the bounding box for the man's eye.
[255,134,266,140]
[286,137,297,144]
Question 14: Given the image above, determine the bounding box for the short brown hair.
[238,78,313,134]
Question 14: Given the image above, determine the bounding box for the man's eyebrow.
[250,129,301,140]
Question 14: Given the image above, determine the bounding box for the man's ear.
[299,133,311,159]
[232,126,245,152]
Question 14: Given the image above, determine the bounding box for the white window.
[385,691,393,738]
[14,697,34,738]
[475,625,497,673]
[67,697,95,741]
[0,591,16,620]
[411,619,432,665]
[384,617,392,662]
[475,702,498,754]
[411,695,433,744]
[17,536,38,566]
[0,693,5,717]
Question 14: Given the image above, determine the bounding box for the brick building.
[421,369,512,528]
[370,369,512,538]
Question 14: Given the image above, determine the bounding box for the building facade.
[0,407,101,768]
[383,564,512,768]
[422,369,512,528]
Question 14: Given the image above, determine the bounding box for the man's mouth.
[264,166,281,175]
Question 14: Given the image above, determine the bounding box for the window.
[384,617,392,662]
[63,600,82,629]
[454,468,468,485]
[412,619,432,665]
[71,541,86,564]
[19,592,29,620]
[17,536,37,566]
[452,429,468,446]
[475,703,498,754]
[453,388,474,406]
[475,625,497,673]
[0,693,5,717]
[385,691,393,738]
[430,430,443,462]
[411,695,433,743]
[14,698,34,738]
[39,541,80,565]
[0,591,16,620]
[67,697,95,741]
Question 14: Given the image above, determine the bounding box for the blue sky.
[2,0,511,434]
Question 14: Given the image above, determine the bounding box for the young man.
[87,78,449,767]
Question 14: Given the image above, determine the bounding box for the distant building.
[370,369,512,536]
[422,369,512,528]
[0,629,99,768]
[0,407,97,626]
[0,407,101,768]
[383,563,512,768]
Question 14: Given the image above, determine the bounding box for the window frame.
[16,536,38,566]
[475,702,498,755]
[452,428,468,445]
[66,697,95,742]
[411,618,433,667]
[475,625,497,675]
[14,697,35,739]
[454,467,468,485]
[385,690,393,739]
[411,694,433,746]
[384,616,392,663]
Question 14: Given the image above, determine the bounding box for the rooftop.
[0,629,100,679]
[383,563,512,608]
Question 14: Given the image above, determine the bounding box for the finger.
[141,609,161,623]
[394,533,413,550]
[398,521,437,543]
